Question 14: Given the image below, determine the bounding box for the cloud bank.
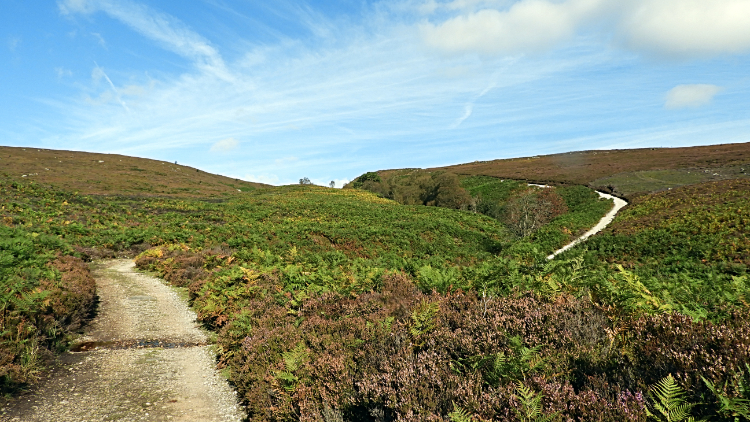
[421,0,601,54]
[421,0,750,58]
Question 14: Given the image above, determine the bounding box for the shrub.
[0,226,96,392]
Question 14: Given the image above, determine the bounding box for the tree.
[429,172,473,210]
[299,177,312,185]
[503,189,568,237]
[351,172,382,189]
[329,181,335,188]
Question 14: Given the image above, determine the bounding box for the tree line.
[349,170,568,238]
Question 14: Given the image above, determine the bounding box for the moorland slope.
[427,141,750,198]
[0,146,266,197]
[1,145,749,422]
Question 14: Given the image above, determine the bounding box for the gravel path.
[547,191,628,259]
[1,260,245,422]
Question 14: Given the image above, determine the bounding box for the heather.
[580,179,750,320]
[2,173,750,420]
[0,224,95,393]
[136,248,750,421]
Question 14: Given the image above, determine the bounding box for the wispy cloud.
[452,105,474,128]
[91,32,107,48]
[452,81,497,128]
[92,64,130,112]
[665,84,722,109]
[59,0,230,79]
[55,67,73,79]
[38,0,750,186]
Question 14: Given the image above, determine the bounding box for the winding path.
[1,260,244,422]
[547,191,628,260]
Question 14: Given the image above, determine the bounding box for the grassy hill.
[429,142,750,199]
[0,146,266,197]
[2,145,749,421]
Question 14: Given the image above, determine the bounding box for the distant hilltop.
[0,146,267,198]
[351,142,750,200]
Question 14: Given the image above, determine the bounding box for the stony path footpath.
[1,260,245,422]
[547,191,628,259]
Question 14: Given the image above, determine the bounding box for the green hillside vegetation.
[1,146,749,421]
[348,171,614,257]
[429,142,750,199]
[580,179,750,320]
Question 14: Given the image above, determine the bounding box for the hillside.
[428,142,750,198]
[2,145,750,421]
[0,146,266,197]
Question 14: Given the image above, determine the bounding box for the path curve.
[547,191,628,259]
[1,260,244,422]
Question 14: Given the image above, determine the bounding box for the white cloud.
[419,0,512,14]
[421,0,603,54]
[420,0,750,58]
[617,0,750,58]
[58,0,229,78]
[665,84,722,109]
[210,137,240,152]
[274,156,299,166]
[327,179,351,189]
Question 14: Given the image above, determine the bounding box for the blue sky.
[2,0,750,186]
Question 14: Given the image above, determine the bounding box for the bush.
[0,226,96,392]
[503,190,568,238]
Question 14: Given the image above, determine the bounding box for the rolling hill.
[427,141,750,199]
[2,144,749,421]
[0,146,266,197]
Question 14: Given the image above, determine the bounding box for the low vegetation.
[0,224,94,394]
[348,172,613,256]
[1,145,749,421]
[430,142,750,197]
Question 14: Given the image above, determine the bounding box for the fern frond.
[448,403,473,422]
[647,374,700,422]
[702,375,750,419]
[282,342,308,372]
[410,300,439,339]
[513,382,560,422]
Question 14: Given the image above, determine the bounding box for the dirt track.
[0,260,244,422]
[547,191,628,259]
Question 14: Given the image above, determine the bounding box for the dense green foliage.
[3,173,750,420]
[351,169,474,210]
[460,176,527,217]
[350,172,613,256]
[0,222,95,393]
[581,179,750,320]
